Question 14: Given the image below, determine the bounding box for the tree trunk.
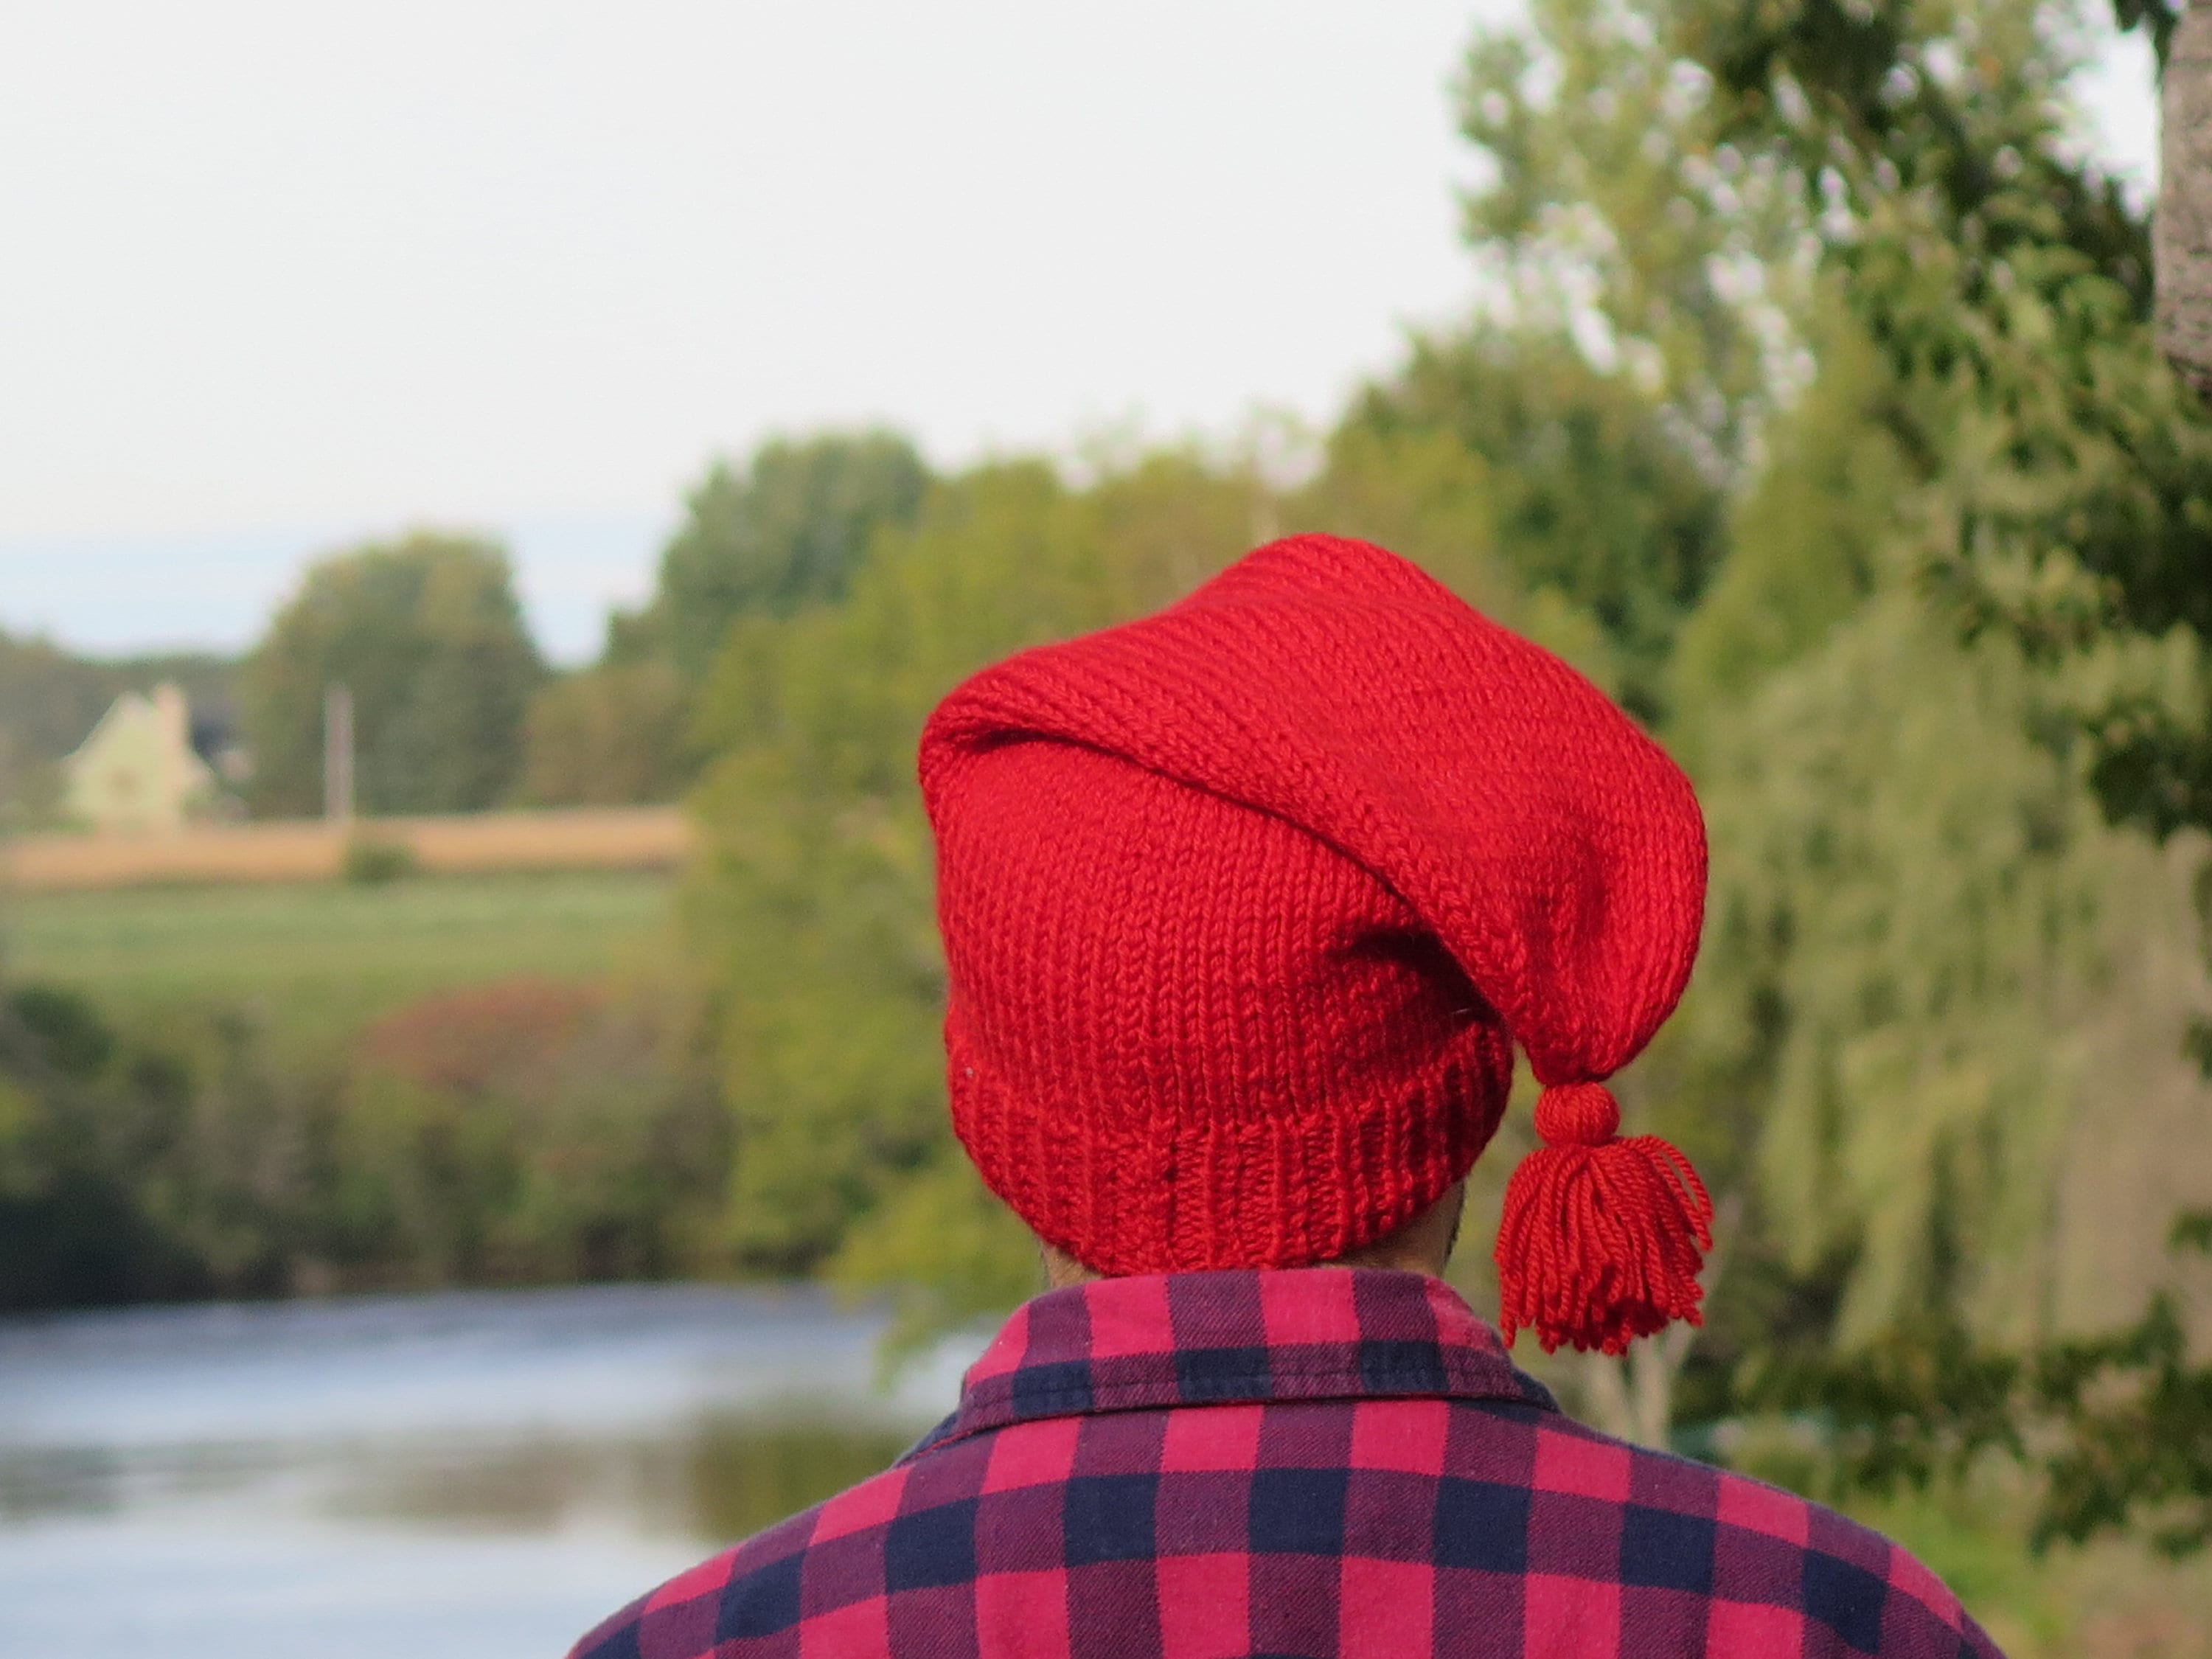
[1581,1320,1702,1447]
[2159,0,2212,399]
[1575,1192,1746,1448]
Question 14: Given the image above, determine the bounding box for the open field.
[2,806,691,891]
[0,869,678,1051]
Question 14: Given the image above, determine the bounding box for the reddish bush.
[357,978,606,1095]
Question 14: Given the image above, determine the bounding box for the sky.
[0,3,2161,664]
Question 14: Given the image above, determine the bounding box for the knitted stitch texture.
[919,535,1708,1310]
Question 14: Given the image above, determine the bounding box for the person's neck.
[1037,1180,1465,1290]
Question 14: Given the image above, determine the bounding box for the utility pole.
[324,684,354,824]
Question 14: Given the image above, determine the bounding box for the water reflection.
[0,1284,977,1659]
[328,1419,919,1541]
[0,1442,138,1520]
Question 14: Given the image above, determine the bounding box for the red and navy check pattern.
[569,1270,2002,1658]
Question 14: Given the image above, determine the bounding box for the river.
[0,1284,981,1658]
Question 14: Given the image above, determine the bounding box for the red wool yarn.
[919,534,1713,1352]
[1496,1082,1716,1354]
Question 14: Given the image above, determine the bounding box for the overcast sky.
[0,2,2160,662]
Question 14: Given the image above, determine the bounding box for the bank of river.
[0,1284,980,1658]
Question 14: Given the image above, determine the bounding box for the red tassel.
[1495,1082,1714,1355]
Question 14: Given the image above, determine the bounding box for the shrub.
[342,836,418,886]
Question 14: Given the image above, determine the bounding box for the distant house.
[62,683,220,834]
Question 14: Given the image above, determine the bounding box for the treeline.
[0,434,928,825]
[229,436,932,821]
[0,975,726,1308]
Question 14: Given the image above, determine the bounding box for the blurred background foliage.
[243,532,547,817]
[5,0,2212,1645]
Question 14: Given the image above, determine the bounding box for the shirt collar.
[925,1268,1555,1453]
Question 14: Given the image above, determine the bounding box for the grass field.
[0,869,678,1051]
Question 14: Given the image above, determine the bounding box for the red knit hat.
[919,535,1711,1353]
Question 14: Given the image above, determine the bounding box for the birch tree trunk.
[2159,0,2212,398]
[1582,1319,1705,1447]
[1576,1193,1746,1447]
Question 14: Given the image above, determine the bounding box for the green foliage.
[1456,0,1806,467]
[1749,1217,2212,1562]
[342,836,419,886]
[0,870,706,1309]
[1632,0,2212,1352]
[1290,417,1627,695]
[338,978,727,1284]
[0,984,260,1307]
[0,970,726,1310]
[519,660,692,806]
[1428,2,2212,1568]
[1341,328,1724,721]
[1669,298,1909,719]
[1672,0,2212,850]
[2033,1293,2212,1556]
[615,431,931,681]
[1453,0,2208,842]
[1694,591,2126,1344]
[1862,198,2212,844]
[242,532,546,818]
[1686,0,2149,310]
[1930,312,2212,844]
[828,1158,1044,1363]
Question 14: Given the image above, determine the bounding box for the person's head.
[919,535,1712,1352]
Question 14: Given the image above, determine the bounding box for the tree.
[1315,0,1799,730]
[344,978,727,1284]
[242,534,545,818]
[1694,583,2174,1347]
[1338,330,1724,720]
[1744,1214,2212,1564]
[615,431,930,681]
[1670,0,2212,857]
[518,661,690,807]
[1454,0,1807,474]
[2160,1,2212,397]
[0,984,209,1309]
[1667,300,1905,715]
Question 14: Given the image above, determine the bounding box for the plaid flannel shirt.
[570,1269,2002,1658]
